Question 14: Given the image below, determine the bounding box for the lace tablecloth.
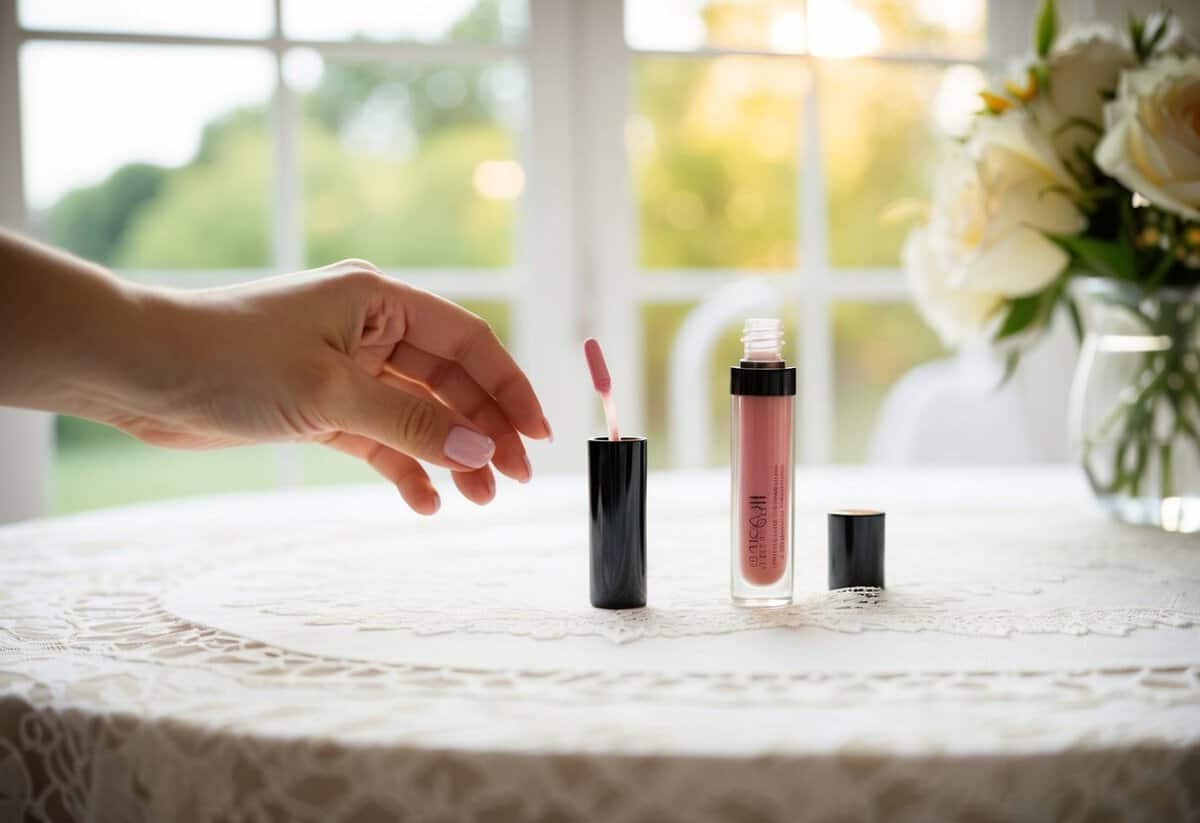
[1,467,1198,822]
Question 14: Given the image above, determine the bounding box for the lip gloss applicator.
[584,338,646,609]
[584,338,619,442]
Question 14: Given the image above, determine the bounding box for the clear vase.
[1070,279,1200,533]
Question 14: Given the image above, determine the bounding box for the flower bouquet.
[904,0,1200,532]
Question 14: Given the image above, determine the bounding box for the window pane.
[54,419,282,513]
[632,56,807,270]
[626,0,985,58]
[627,0,806,53]
[833,302,945,462]
[298,58,525,268]
[811,0,986,58]
[643,301,799,467]
[819,61,984,268]
[283,0,526,45]
[18,0,273,38]
[21,43,273,269]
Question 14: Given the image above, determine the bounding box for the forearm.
[0,229,171,422]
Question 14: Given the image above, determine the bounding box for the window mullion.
[515,0,592,469]
[270,0,301,274]
[270,0,305,486]
[0,0,24,231]
[270,56,302,274]
[576,0,641,440]
[0,0,53,522]
[799,67,834,465]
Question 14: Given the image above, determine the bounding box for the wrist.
[0,232,204,428]
[98,282,206,426]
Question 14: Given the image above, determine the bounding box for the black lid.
[731,365,796,396]
[828,510,885,590]
[588,436,647,609]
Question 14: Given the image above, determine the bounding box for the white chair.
[870,319,1076,464]
[867,344,1041,464]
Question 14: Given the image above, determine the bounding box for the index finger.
[384,280,551,440]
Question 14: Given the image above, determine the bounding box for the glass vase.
[1070,279,1200,533]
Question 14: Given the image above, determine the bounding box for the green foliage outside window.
[37,0,953,507]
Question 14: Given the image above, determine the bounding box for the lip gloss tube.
[730,318,796,607]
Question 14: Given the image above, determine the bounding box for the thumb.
[343,370,495,470]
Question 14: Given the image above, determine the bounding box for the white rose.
[905,112,1085,344]
[904,227,1003,346]
[945,113,1083,294]
[1095,55,1200,220]
[1028,26,1135,167]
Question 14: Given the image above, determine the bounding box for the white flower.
[947,113,1083,294]
[1095,55,1200,220]
[1028,26,1135,167]
[904,111,1085,345]
[904,227,1002,346]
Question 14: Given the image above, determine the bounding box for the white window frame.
[1,0,1055,520]
[598,0,1040,465]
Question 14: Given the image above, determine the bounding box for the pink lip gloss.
[730,318,796,607]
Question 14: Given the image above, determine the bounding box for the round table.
[1,467,1198,822]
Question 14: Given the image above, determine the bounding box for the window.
[624,0,986,465]
[2,0,1011,513]
[9,0,529,511]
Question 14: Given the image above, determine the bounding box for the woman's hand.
[132,260,552,514]
[0,232,552,515]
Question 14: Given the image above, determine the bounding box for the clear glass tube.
[730,319,795,606]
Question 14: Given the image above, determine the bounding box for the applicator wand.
[584,337,619,442]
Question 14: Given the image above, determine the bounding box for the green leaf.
[1129,14,1146,61]
[1144,250,1176,289]
[1036,0,1058,58]
[1143,13,1170,58]
[991,276,1074,385]
[995,349,1022,390]
[994,293,1044,341]
[994,280,1062,343]
[1066,296,1084,343]
[1045,232,1137,281]
[1033,63,1051,95]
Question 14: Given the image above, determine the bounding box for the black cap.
[828,510,885,589]
[588,436,647,609]
[730,364,796,396]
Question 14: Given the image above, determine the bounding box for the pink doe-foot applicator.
[584,338,619,441]
[583,338,645,609]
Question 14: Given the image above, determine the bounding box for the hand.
[111,259,552,514]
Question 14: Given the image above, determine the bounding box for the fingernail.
[485,471,496,498]
[443,426,495,469]
[429,491,441,514]
[521,455,533,483]
[542,417,555,443]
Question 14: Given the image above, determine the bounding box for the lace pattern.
[2,469,1199,821]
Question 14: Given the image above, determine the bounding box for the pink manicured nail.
[542,417,555,443]
[444,426,495,468]
[429,491,441,514]
[521,455,533,483]
[485,471,496,498]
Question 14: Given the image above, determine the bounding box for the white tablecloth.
[1,467,1198,822]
